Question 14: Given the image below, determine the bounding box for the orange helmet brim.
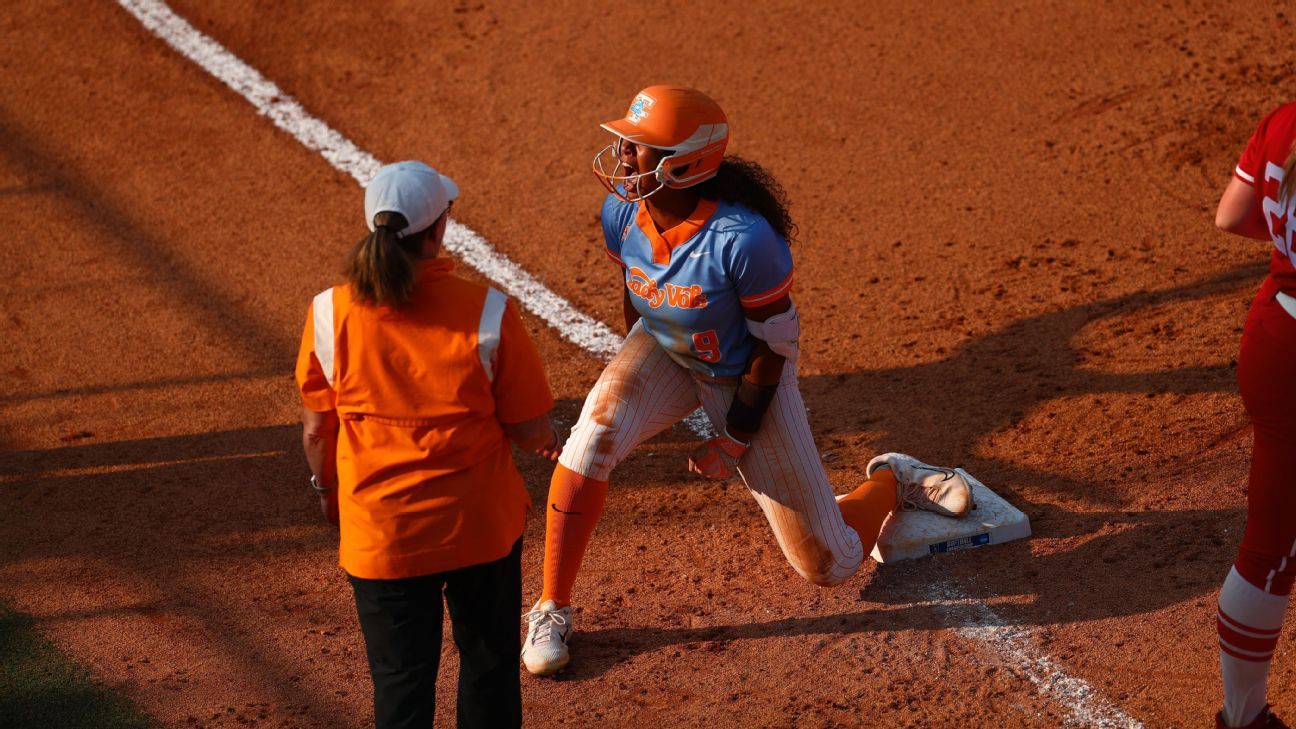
[600,119,677,150]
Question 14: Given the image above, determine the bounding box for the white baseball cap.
[364,161,460,238]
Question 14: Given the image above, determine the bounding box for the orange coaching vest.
[296,259,553,579]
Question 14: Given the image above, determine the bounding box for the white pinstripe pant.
[558,324,865,585]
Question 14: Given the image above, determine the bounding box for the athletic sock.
[1218,565,1289,727]
[540,464,609,608]
[836,469,899,553]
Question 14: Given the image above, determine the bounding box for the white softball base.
[870,469,1031,563]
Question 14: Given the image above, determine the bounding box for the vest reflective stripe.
[313,287,336,387]
[477,288,507,382]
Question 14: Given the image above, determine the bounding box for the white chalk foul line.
[116,1,1134,724]
[114,0,623,362]
[928,581,1143,729]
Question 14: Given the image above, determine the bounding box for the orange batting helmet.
[593,85,729,201]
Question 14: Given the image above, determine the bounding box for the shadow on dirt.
[0,426,347,725]
[802,262,1259,505]
[564,499,1240,680]
[548,263,1263,679]
[630,260,1262,502]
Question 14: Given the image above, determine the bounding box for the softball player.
[521,85,974,676]
[1212,101,1296,729]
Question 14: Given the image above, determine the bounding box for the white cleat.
[521,600,573,676]
[866,452,973,518]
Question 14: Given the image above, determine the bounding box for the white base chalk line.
[928,581,1142,729]
[114,1,1139,725]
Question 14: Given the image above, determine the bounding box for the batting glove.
[687,431,749,480]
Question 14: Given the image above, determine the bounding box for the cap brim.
[440,173,460,203]
[601,119,674,149]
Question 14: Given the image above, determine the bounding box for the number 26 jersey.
[601,193,794,378]
[1234,100,1296,293]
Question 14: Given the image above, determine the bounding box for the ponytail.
[1281,139,1296,204]
[697,156,797,244]
[343,211,430,307]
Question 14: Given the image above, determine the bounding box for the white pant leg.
[696,364,864,586]
[559,323,700,481]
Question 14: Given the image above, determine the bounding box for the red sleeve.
[491,301,554,424]
[1235,109,1277,187]
[295,302,336,413]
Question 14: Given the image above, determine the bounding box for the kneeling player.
[521,85,973,676]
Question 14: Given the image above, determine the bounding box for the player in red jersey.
[1212,101,1296,729]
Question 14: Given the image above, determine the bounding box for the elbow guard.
[745,304,800,362]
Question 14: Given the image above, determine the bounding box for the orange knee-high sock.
[837,469,898,554]
[541,464,609,608]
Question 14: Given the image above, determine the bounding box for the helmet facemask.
[592,130,729,203]
[592,138,674,203]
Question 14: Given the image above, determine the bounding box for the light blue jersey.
[602,193,794,378]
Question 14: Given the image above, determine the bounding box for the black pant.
[348,538,523,729]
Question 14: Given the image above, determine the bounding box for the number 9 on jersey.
[692,329,721,363]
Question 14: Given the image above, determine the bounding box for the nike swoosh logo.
[551,503,581,515]
[923,467,958,481]
[689,252,705,258]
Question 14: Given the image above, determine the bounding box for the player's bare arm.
[1216,176,1272,240]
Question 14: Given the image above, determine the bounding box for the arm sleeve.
[1235,110,1275,186]
[295,302,336,413]
[600,193,633,270]
[728,220,794,308]
[492,300,555,424]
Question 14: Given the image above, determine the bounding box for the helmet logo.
[626,92,655,125]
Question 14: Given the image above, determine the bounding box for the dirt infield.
[3,1,1295,726]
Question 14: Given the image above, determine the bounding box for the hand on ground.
[687,435,748,480]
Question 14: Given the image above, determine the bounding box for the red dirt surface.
[3,1,1295,726]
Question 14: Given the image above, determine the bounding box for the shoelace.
[898,481,922,511]
[522,608,568,645]
[897,466,957,510]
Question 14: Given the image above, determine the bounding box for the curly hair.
[697,156,797,244]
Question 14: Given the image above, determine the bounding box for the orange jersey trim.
[605,249,626,269]
[739,270,794,307]
[634,197,719,265]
